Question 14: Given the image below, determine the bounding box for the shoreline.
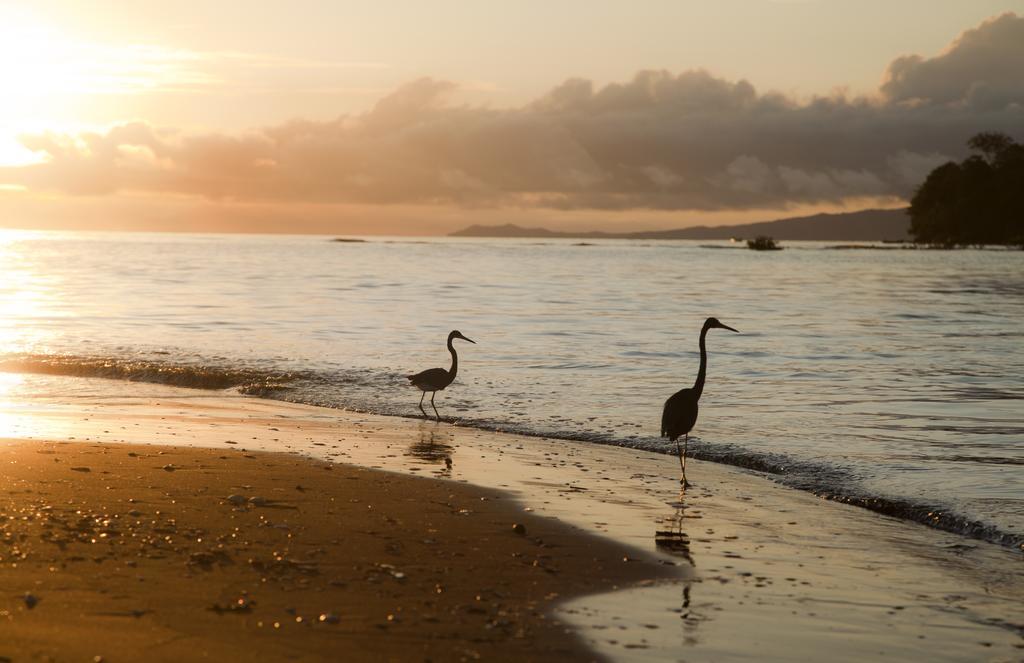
[4,357,1018,551]
[0,375,1022,660]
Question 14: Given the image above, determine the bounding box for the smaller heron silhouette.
[407,330,476,421]
[661,317,738,486]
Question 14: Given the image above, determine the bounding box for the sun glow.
[0,371,63,440]
[0,8,207,167]
[0,371,27,433]
[0,371,26,403]
[0,229,57,355]
[0,9,75,166]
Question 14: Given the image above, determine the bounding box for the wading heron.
[407,330,476,421]
[661,317,738,486]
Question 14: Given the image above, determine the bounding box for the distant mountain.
[450,208,910,242]
[451,223,574,238]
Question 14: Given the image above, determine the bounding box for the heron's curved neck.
[693,325,709,398]
[447,337,458,379]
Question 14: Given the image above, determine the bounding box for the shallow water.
[1,229,1022,546]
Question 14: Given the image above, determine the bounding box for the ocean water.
[1,229,1022,548]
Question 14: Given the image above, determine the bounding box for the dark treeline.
[909,132,1024,247]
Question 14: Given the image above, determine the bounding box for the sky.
[1,0,1022,234]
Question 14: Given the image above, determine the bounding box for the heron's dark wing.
[661,388,699,441]
[407,367,451,391]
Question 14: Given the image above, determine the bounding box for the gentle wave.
[0,354,297,393]
[2,351,1020,552]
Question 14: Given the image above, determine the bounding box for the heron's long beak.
[720,323,739,333]
[463,336,477,344]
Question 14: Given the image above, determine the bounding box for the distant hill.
[451,208,910,241]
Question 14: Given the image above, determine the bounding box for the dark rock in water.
[826,244,912,250]
[512,523,526,535]
[747,236,783,251]
[330,238,366,243]
[23,593,39,609]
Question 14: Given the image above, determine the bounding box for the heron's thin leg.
[431,392,440,422]
[418,391,427,418]
[675,439,685,475]
[682,434,690,488]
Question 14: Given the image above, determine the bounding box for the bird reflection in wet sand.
[661,317,739,487]
[655,497,705,638]
[655,494,695,567]
[407,422,454,476]
[407,330,476,421]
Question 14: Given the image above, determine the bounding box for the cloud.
[3,13,1023,212]
[881,13,1024,109]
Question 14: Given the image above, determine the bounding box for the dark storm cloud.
[4,13,1022,211]
[881,12,1024,109]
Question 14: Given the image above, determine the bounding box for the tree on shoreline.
[908,132,1024,247]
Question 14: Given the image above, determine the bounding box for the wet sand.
[0,441,674,662]
[1,374,1022,661]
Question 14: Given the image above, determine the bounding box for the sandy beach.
[0,375,1021,661]
[0,439,674,661]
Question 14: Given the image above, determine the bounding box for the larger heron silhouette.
[661,317,738,486]
[407,330,475,421]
